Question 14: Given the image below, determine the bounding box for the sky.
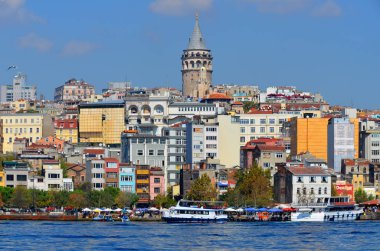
[0,0,379,109]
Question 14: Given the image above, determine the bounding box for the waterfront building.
[328,118,359,172]
[360,127,380,163]
[0,114,54,154]
[42,160,63,191]
[104,158,119,188]
[86,159,105,191]
[54,78,95,102]
[341,158,371,192]
[274,165,331,204]
[289,117,329,161]
[150,167,165,200]
[54,118,78,144]
[78,101,125,146]
[181,14,212,98]
[0,73,37,102]
[28,175,45,190]
[217,115,240,169]
[3,161,30,188]
[135,164,150,204]
[119,163,136,193]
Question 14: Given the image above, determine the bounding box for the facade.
[328,118,359,172]
[238,113,298,146]
[0,114,54,154]
[36,136,65,153]
[66,163,86,188]
[3,161,30,188]
[78,101,125,146]
[181,14,212,98]
[341,159,371,192]
[42,160,63,191]
[104,158,119,188]
[217,115,240,169]
[274,165,331,204]
[54,78,95,102]
[86,159,105,191]
[167,102,217,120]
[149,167,165,200]
[119,163,136,193]
[361,128,380,163]
[135,165,150,204]
[54,119,78,144]
[0,73,37,102]
[289,117,329,161]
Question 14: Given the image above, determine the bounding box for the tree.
[331,183,338,196]
[354,188,371,203]
[0,187,13,206]
[187,173,217,201]
[68,191,87,209]
[11,186,31,209]
[233,163,273,207]
[59,158,68,178]
[0,193,3,208]
[243,101,259,113]
[115,192,139,208]
[220,187,242,207]
[48,190,69,208]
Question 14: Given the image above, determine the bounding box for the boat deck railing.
[292,203,328,208]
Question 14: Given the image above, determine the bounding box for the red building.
[104,158,119,188]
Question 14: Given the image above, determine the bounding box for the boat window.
[204,211,209,215]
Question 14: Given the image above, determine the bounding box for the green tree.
[354,188,370,203]
[243,101,259,113]
[234,163,273,207]
[48,190,69,208]
[220,187,242,207]
[0,186,14,206]
[187,173,217,201]
[59,158,68,178]
[11,186,31,208]
[331,183,338,196]
[115,192,139,208]
[29,189,51,208]
[68,191,87,209]
[0,193,3,208]
[79,182,92,193]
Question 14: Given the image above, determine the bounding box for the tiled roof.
[247,108,272,114]
[42,159,59,164]
[54,119,78,129]
[288,167,329,175]
[83,149,105,155]
[104,158,119,163]
[205,93,232,100]
[256,145,285,152]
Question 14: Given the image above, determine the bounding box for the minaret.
[181,13,213,99]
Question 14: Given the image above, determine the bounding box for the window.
[48,173,60,179]
[260,119,266,124]
[372,150,379,156]
[48,184,60,189]
[250,127,255,133]
[154,187,161,193]
[269,118,275,124]
[120,185,133,192]
[30,128,33,133]
[250,119,255,124]
[351,167,354,173]
[372,141,380,147]
[137,150,144,156]
[276,153,283,158]
[279,119,285,124]
[297,177,303,183]
[149,149,154,156]
[297,188,300,194]
[93,183,103,189]
[121,175,133,182]
[310,176,316,183]
[269,127,275,133]
[17,175,27,181]
[94,163,103,169]
[260,127,265,133]
[206,144,217,149]
[324,187,328,194]
[157,150,164,156]
[303,187,306,195]
[6,175,14,181]
[240,127,245,133]
[322,177,328,183]
[206,127,217,132]
[240,137,245,143]
[206,136,217,140]
[363,167,367,174]
[36,128,40,133]
[310,188,314,194]
[318,187,322,195]
[263,163,270,168]
[240,119,249,125]
[154,178,160,183]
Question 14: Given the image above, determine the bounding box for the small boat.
[291,196,363,222]
[162,200,228,223]
[93,214,114,222]
[121,215,130,223]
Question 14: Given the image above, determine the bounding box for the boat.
[162,200,228,223]
[92,214,114,222]
[291,196,363,222]
[121,215,130,223]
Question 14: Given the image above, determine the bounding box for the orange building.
[36,136,65,153]
[290,117,329,161]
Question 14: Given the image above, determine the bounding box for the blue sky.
[0,0,379,109]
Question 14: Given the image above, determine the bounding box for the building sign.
[336,183,354,202]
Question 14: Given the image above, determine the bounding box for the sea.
[0,220,379,250]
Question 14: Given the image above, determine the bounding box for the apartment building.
[54,118,78,144]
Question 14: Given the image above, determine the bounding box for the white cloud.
[18,33,53,52]
[0,0,43,24]
[61,41,98,57]
[149,0,213,16]
[248,0,311,14]
[313,0,342,17]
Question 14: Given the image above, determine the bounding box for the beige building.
[0,114,54,153]
[78,101,125,146]
[217,115,240,168]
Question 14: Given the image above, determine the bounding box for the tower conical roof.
[187,14,207,50]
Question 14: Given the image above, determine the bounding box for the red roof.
[360,199,380,206]
[288,167,328,175]
[42,159,59,164]
[256,145,285,152]
[232,101,243,105]
[247,108,272,114]
[205,93,232,100]
[104,158,119,163]
[84,149,105,155]
[54,119,78,129]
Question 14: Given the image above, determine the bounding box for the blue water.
[1,220,379,250]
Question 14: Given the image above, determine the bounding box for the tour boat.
[291,196,363,222]
[162,200,228,223]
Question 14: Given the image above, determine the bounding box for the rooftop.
[288,167,329,176]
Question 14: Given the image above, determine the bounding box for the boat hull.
[291,210,363,222]
[162,217,228,223]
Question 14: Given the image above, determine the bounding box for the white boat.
[162,200,228,223]
[291,196,363,222]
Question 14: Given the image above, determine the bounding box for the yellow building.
[290,117,329,161]
[217,115,240,168]
[350,118,360,159]
[54,119,78,144]
[10,99,33,112]
[0,114,54,153]
[0,171,5,187]
[78,101,125,146]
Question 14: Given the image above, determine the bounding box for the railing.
[292,203,328,207]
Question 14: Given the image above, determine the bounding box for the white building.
[86,159,105,191]
[0,73,37,102]
[43,160,63,191]
[168,102,217,120]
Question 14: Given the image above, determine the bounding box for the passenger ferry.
[291,196,363,222]
[162,200,228,223]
